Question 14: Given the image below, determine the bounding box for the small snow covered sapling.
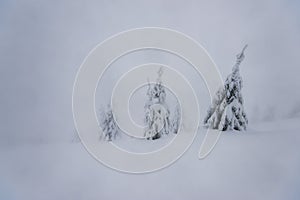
[171,104,181,134]
[204,45,248,131]
[99,105,119,141]
[71,129,81,143]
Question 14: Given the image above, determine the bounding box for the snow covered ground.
[1,117,300,200]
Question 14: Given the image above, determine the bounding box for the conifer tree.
[99,105,119,141]
[171,104,181,134]
[204,45,248,131]
[144,67,170,139]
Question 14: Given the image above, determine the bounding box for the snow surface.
[1,118,300,200]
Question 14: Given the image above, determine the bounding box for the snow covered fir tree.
[144,67,171,140]
[99,105,119,141]
[204,45,248,131]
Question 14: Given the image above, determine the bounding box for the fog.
[0,0,299,143]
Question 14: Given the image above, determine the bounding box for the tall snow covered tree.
[99,105,119,141]
[204,45,248,131]
[144,67,170,140]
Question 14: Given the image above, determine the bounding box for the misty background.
[1,0,300,145]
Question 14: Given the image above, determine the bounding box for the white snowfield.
[1,118,300,200]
